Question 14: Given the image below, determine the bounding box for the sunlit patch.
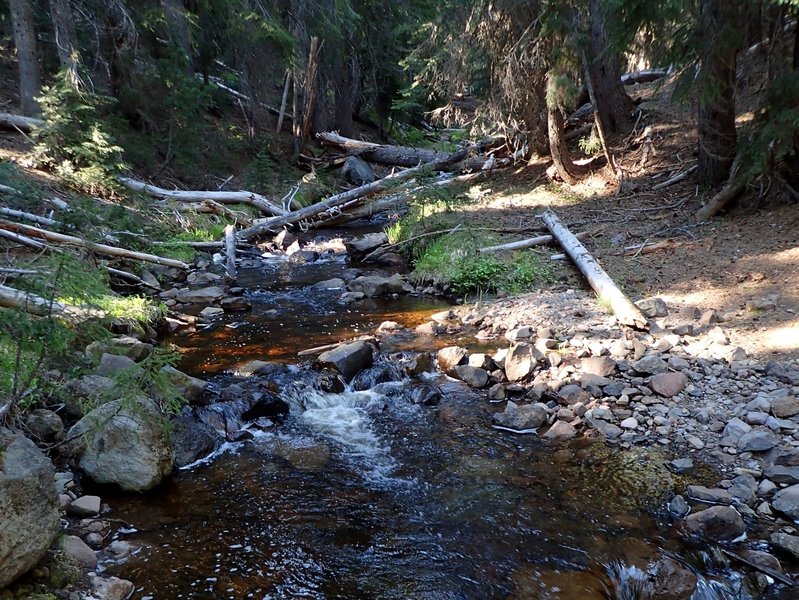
[763,323,799,353]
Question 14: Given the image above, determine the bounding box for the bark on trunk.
[697,0,740,186]
[333,52,359,138]
[547,75,590,185]
[8,0,42,116]
[48,0,81,87]
[162,0,193,75]
[587,0,633,134]
[317,132,449,167]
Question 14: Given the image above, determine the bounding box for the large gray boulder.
[492,401,548,431]
[342,156,376,186]
[504,343,543,382]
[346,275,413,297]
[68,398,174,491]
[317,341,375,381]
[772,484,799,520]
[0,429,61,588]
[684,506,745,542]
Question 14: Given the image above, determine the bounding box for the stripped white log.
[540,210,648,329]
[0,206,58,227]
[480,230,589,254]
[0,219,191,269]
[0,112,44,132]
[223,224,236,278]
[0,284,105,320]
[119,177,287,217]
[0,228,49,249]
[652,164,697,190]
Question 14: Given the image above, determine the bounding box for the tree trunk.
[8,0,42,116]
[162,0,194,75]
[547,74,590,185]
[333,51,359,138]
[697,0,740,186]
[765,3,787,82]
[317,132,449,167]
[48,0,81,88]
[587,0,633,134]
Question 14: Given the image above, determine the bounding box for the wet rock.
[488,384,506,401]
[351,362,403,391]
[25,409,64,444]
[199,306,224,319]
[650,372,688,397]
[686,485,732,505]
[62,535,97,568]
[315,371,346,394]
[94,353,138,377]
[669,495,690,517]
[86,336,153,362]
[771,395,799,418]
[739,549,782,574]
[408,382,441,406]
[557,384,591,405]
[317,340,375,381]
[273,230,296,250]
[581,356,617,376]
[0,429,61,588]
[91,575,136,600]
[504,343,543,382]
[770,532,799,560]
[771,484,799,520]
[492,401,548,430]
[468,353,496,371]
[684,506,745,542]
[415,321,443,335]
[66,495,101,517]
[763,465,799,485]
[347,274,413,297]
[160,366,207,404]
[587,417,623,439]
[221,296,252,312]
[736,427,781,452]
[631,355,669,375]
[437,346,468,371]
[669,458,694,474]
[345,232,387,256]
[175,286,227,304]
[404,352,434,376]
[453,365,489,388]
[651,556,696,600]
[543,420,577,442]
[69,398,175,492]
[315,278,346,289]
[637,297,669,318]
[171,416,222,468]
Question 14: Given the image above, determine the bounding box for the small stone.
[772,484,799,520]
[669,458,694,474]
[66,495,101,517]
[492,401,548,431]
[685,435,705,450]
[314,278,346,289]
[557,384,591,405]
[543,420,577,442]
[92,576,136,600]
[631,355,669,375]
[488,384,506,401]
[452,365,489,388]
[686,485,732,505]
[620,417,638,430]
[588,418,623,439]
[437,346,468,371]
[198,306,224,319]
[415,321,443,336]
[698,309,718,326]
[650,372,688,397]
[504,343,543,382]
[637,297,669,318]
[669,495,690,517]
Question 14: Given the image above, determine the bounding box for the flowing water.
[97,239,791,599]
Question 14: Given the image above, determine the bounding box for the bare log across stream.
[541,210,648,329]
[0,219,191,270]
[237,144,479,240]
[119,177,287,217]
[318,131,449,167]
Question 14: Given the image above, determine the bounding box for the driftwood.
[480,230,589,254]
[238,144,476,240]
[0,284,105,320]
[652,164,697,190]
[0,219,191,269]
[0,112,44,132]
[174,199,252,226]
[119,177,287,217]
[617,239,693,256]
[224,224,236,278]
[541,210,648,329]
[318,131,449,167]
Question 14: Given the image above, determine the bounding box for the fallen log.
[479,230,589,254]
[0,206,58,227]
[119,177,287,217]
[620,68,669,85]
[224,224,236,278]
[0,112,44,132]
[106,267,162,291]
[0,284,105,320]
[0,219,191,269]
[652,164,697,190]
[317,131,449,167]
[540,210,648,329]
[238,144,476,240]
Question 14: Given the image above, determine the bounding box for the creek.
[97,230,780,599]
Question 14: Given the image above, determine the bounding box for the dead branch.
[0,206,58,227]
[695,157,746,221]
[318,131,449,167]
[106,266,162,291]
[652,164,697,190]
[541,210,648,329]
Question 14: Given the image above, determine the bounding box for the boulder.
[651,557,696,600]
[63,375,116,416]
[25,408,65,443]
[771,395,799,418]
[66,495,101,517]
[342,156,376,186]
[543,420,577,442]
[315,278,346,289]
[91,576,136,600]
[347,275,412,297]
[587,417,623,439]
[581,356,617,376]
[69,398,175,492]
[770,532,799,560]
[765,361,799,386]
[85,336,153,362]
[317,340,375,381]
[220,296,252,312]
[650,372,688,397]
[175,286,227,304]
[62,535,97,568]
[772,484,799,520]
[492,401,548,431]
[736,427,781,452]
[636,297,669,318]
[437,346,468,371]
[452,365,488,388]
[160,366,207,404]
[199,306,224,319]
[0,429,61,588]
[684,506,745,542]
[94,353,138,377]
[763,465,799,485]
[631,355,669,375]
[504,343,543,382]
[171,416,222,468]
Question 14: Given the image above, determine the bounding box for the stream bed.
[96,239,780,599]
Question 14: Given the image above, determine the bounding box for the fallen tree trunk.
[0,206,58,227]
[106,267,162,291]
[318,131,449,167]
[620,68,669,85]
[0,284,105,320]
[119,177,287,217]
[541,210,648,329]
[479,230,589,254]
[238,145,476,240]
[652,164,697,190]
[0,219,191,269]
[0,112,44,132]
[224,224,236,278]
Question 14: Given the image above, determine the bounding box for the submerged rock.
[683,506,745,542]
[0,429,61,588]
